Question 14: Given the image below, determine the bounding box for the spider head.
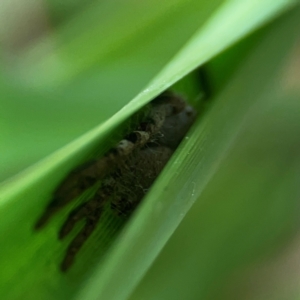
[158,103,197,149]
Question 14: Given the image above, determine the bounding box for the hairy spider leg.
[60,213,100,272]
[34,158,113,229]
[58,198,102,239]
[60,183,113,272]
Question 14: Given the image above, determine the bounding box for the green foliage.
[0,1,299,300]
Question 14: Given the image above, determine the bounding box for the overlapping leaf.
[0,1,298,300]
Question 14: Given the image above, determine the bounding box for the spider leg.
[59,181,114,240]
[58,198,100,239]
[58,182,114,271]
[60,211,101,272]
[34,158,111,229]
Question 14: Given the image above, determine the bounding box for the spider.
[35,90,197,271]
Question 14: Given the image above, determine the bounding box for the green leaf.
[0,1,298,300]
[129,7,300,300]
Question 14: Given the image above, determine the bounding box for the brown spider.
[35,90,197,271]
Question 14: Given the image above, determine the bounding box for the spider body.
[35,91,197,271]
